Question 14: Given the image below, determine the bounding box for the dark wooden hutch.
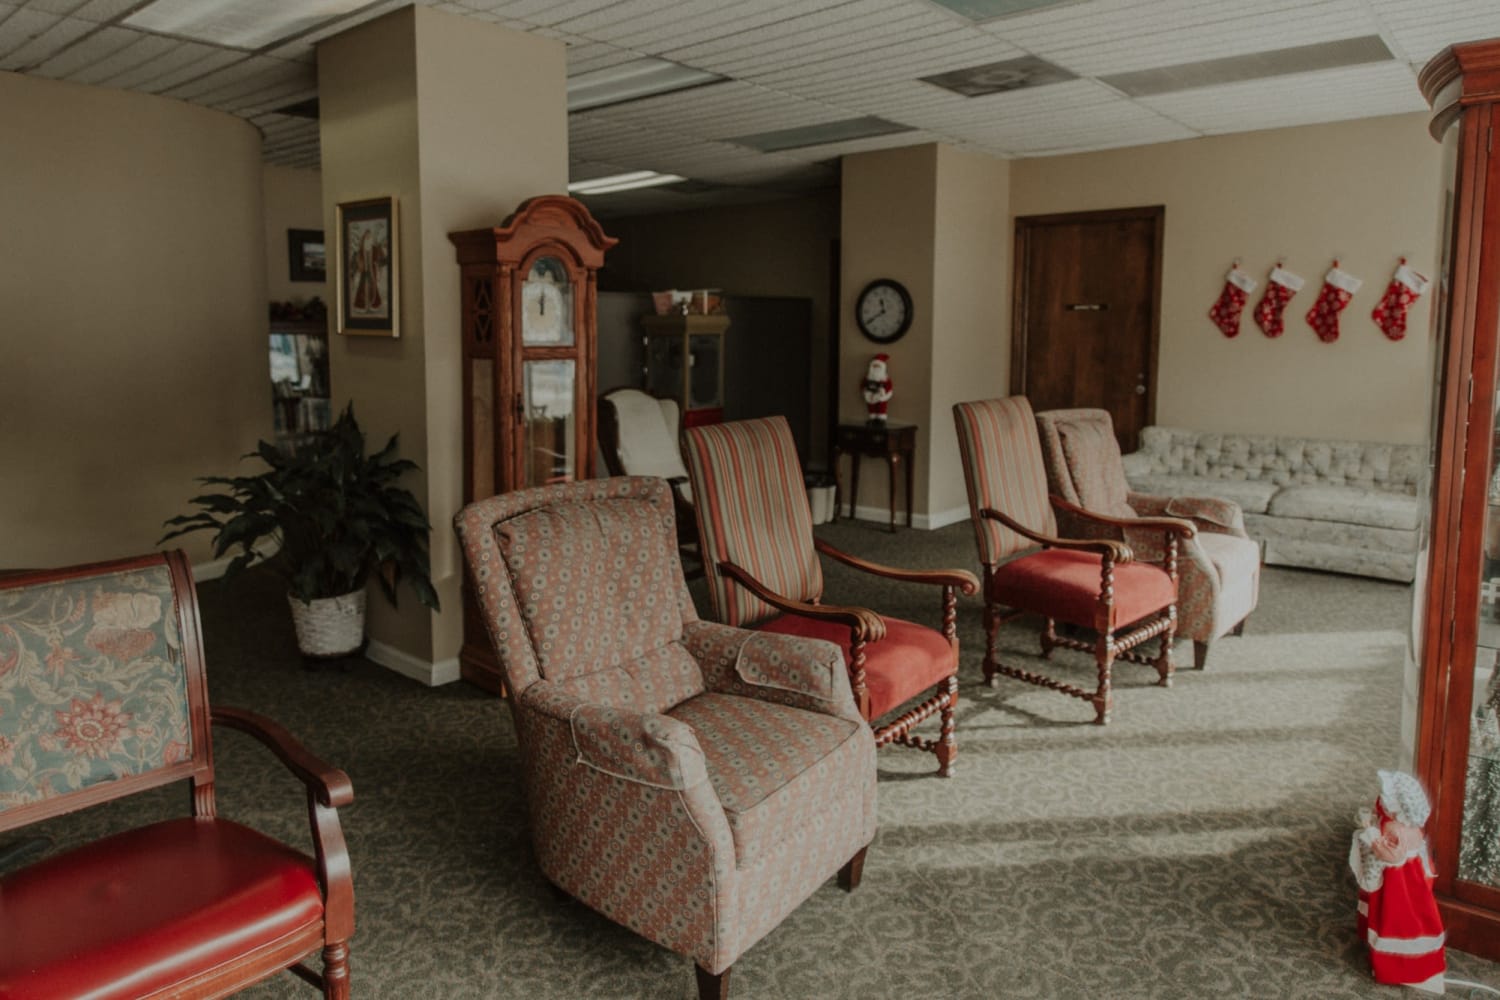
[449,195,616,693]
[1412,38,1500,961]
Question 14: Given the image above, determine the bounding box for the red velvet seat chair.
[953,397,1192,724]
[0,551,354,999]
[682,415,978,775]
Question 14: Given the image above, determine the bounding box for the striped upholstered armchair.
[682,416,978,776]
[1034,407,1259,669]
[454,477,876,1000]
[953,397,1190,724]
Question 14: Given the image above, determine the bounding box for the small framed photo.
[287,228,325,283]
[335,197,399,337]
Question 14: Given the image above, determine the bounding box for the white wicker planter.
[287,589,366,657]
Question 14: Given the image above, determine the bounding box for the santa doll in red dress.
[1349,770,1446,994]
[862,354,893,423]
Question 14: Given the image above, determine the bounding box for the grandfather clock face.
[521,256,574,346]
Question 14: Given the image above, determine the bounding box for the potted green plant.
[162,404,439,657]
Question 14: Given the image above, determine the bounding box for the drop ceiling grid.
[492,0,634,29]
[564,41,643,74]
[594,86,855,137]
[1139,61,1424,133]
[69,0,148,19]
[0,9,78,68]
[576,0,827,53]
[136,48,246,94]
[97,38,222,88]
[63,32,178,85]
[33,24,139,77]
[660,0,915,66]
[748,30,1026,94]
[998,0,1382,77]
[1367,0,1500,64]
[23,0,90,14]
[549,0,745,36]
[704,8,974,78]
[984,0,1326,48]
[162,54,300,102]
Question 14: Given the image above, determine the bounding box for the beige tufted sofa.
[1122,427,1424,582]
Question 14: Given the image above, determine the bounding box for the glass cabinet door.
[1464,394,1500,889]
[521,359,576,487]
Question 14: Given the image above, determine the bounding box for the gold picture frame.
[335,196,399,337]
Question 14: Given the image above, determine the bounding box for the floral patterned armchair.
[453,477,876,1000]
[1035,407,1260,668]
[0,551,355,999]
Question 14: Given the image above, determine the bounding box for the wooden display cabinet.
[642,313,729,427]
[450,195,616,693]
[1410,38,1500,961]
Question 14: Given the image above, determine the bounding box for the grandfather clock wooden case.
[450,195,616,693]
[1412,40,1500,961]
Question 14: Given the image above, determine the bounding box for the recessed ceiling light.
[568,171,687,195]
[729,116,914,153]
[1101,36,1394,98]
[921,56,1076,97]
[568,58,725,113]
[124,0,369,49]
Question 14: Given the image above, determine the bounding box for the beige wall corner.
[1010,113,1444,445]
[840,145,938,516]
[263,165,326,305]
[318,6,566,671]
[0,71,269,569]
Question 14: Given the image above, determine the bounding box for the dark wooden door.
[1010,206,1164,451]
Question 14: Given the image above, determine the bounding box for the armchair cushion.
[756,614,957,720]
[0,818,323,1000]
[668,693,863,869]
[989,549,1176,630]
[1054,413,1133,517]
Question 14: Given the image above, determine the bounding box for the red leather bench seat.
[0,817,325,1000]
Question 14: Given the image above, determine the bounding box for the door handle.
[1066,303,1107,311]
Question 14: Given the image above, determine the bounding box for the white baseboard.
[841,503,971,531]
[191,539,280,582]
[365,639,461,687]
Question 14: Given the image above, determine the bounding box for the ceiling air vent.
[1100,35,1394,98]
[920,55,1075,98]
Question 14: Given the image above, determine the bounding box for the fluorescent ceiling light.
[729,116,914,153]
[568,171,686,195]
[568,58,725,113]
[124,0,368,49]
[1101,36,1394,98]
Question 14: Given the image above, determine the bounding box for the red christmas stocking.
[1208,266,1257,338]
[1306,263,1362,343]
[1253,266,1304,338]
[1371,262,1430,341]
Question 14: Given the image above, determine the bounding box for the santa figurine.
[863,354,893,423]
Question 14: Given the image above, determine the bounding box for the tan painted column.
[318,6,567,681]
[839,143,1010,529]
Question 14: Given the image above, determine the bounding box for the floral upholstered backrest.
[0,552,206,827]
[1035,408,1135,518]
[454,478,701,704]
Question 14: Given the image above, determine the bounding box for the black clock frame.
[855,278,913,343]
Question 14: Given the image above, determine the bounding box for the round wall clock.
[855,279,913,343]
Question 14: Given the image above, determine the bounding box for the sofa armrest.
[682,620,864,723]
[521,684,708,791]
[1129,492,1246,537]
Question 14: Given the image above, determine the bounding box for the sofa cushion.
[668,692,862,869]
[757,613,956,721]
[1266,484,1420,531]
[0,818,323,1000]
[1127,474,1280,515]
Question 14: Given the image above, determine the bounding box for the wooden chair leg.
[934,675,957,777]
[1040,617,1058,660]
[982,603,1001,687]
[1155,614,1176,687]
[696,964,730,1000]
[1093,634,1114,725]
[322,942,350,1000]
[1193,640,1210,671]
[839,845,869,891]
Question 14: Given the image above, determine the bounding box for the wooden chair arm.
[212,706,353,808]
[720,561,886,642]
[813,539,979,594]
[1049,495,1196,539]
[979,508,1133,562]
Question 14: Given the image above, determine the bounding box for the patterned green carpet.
[20,520,1500,998]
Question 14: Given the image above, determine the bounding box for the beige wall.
[319,6,567,668]
[841,146,939,517]
[930,145,1012,520]
[0,71,269,568]
[263,165,326,306]
[603,193,839,463]
[1010,113,1444,444]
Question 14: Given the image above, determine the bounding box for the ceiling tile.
[33,24,138,78]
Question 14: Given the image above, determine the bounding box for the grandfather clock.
[450,195,617,693]
[1410,39,1500,960]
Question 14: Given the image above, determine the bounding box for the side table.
[833,420,916,532]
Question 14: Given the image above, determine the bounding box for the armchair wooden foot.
[839,846,869,891]
[934,676,958,777]
[1093,638,1114,725]
[1193,640,1210,670]
[1232,617,1247,637]
[322,941,351,1000]
[697,965,731,1000]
